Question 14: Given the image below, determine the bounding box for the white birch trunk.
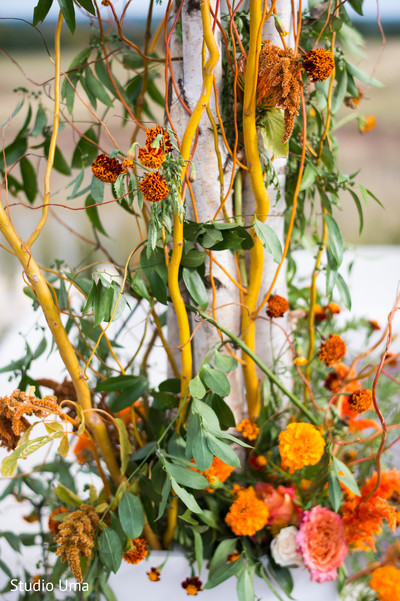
[167,0,244,420]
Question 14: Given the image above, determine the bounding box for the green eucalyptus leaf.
[253,219,283,264]
[118,493,145,539]
[98,528,122,573]
[200,364,230,398]
[182,268,209,311]
[33,0,54,25]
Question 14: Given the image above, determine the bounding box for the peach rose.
[296,505,348,583]
[255,483,301,524]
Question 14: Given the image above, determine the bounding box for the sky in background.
[0,0,400,21]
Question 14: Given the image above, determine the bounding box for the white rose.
[270,526,303,567]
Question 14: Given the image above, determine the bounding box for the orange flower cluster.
[122,537,148,564]
[361,469,400,501]
[370,565,400,601]
[225,487,269,536]
[192,456,234,492]
[278,422,326,474]
[48,507,69,535]
[181,576,202,596]
[341,495,396,551]
[256,40,303,143]
[145,125,173,154]
[318,334,347,366]
[314,302,341,322]
[73,433,93,464]
[138,148,165,169]
[302,48,335,82]
[266,295,290,318]
[236,418,260,441]
[91,154,124,183]
[348,388,373,414]
[139,172,169,203]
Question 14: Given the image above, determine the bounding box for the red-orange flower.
[48,507,69,535]
[91,154,124,183]
[341,495,397,551]
[302,48,335,82]
[145,125,173,154]
[318,334,347,366]
[347,388,373,414]
[139,172,169,203]
[147,567,161,581]
[225,487,269,536]
[361,469,400,501]
[237,418,259,441]
[370,565,400,601]
[73,433,92,464]
[266,295,289,318]
[191,456,234,492]
[138,147,166,169]
[122,538,148,564]
[181,576,202,596]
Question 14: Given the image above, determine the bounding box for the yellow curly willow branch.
[241,0,270,419]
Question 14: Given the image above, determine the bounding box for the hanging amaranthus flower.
[54,504,99,583]
[122,537,148,564]
[91,154,124,183]
[302,48,335,82]
[256,40,303,143]
[318,334,347,366]
[0,389,60,451]
[267,295,290,318]
[139,172,169,203]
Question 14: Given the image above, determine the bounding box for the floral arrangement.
[0,1,399,601]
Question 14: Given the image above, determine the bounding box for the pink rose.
[255,483,301,524]
[296,506,348,583]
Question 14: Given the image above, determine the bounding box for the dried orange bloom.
[192,456,234,492]
[145,125,173,154]
[0,389,60,451]
[278,422,326,474]
[302,48,335,82]
[359,115,376,134]
[181,576,202,596]
[55,504,99,583]
[266,295,290,318]
[256,40,303,143]
[348,388,373,414]
[138,147,166,169]
[318,334,347,366]
[147,567,161,581]
[237,418,260,441]
[48,507,69,535]
[91,154,124,183]
[139,172,169,203]
[370,566,400,601]
[123,537,148,564]
[341,496,396,551]
[225,487,269,536]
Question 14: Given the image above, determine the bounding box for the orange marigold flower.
[139,172,169,203]
[122,538,148,564]
[359,115,376,134]
[191,456,234,492]
[250,455,267,470]
[341,496,396,551]
[121,158,135,172]
[278,422,325,474]
[227,551,240,562]
[145,125,173,153]
[348,388,373,414]
[368,319,380,331]
[181,576,202,596]
[318,334,347,366]
[138,147,166,170]
[302,48,335,82]
[324,302,340,315]
[266,295,290,318]
[313,303,327,322]
[91,154,124,183]
[370,565,400,601]
[48,507,69,535]
[237,418,260,441]
[225,487,269,536]
[147,567,161,582]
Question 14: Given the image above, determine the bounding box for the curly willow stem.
[241,0,270,419]
[170,0,219,430]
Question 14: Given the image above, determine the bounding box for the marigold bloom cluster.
[138,126,172,170]
[91,154,124,183]
[145,125,173,153]
[266,295,290,318]
[348,388,373,414]
[181,576,202,596]
[54,504,99,583]
[236,418,260,441]
[278,422,325,474]
[122,537,148,564]
[139,172,169,203]
[192,456,234,492]
[318,334,347,366]
[225,487,269,536]
[296,506,348,582]
[341,495,396,551]
[302,48,335,82]
[256,40,303,143]
[370,565,400,601]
